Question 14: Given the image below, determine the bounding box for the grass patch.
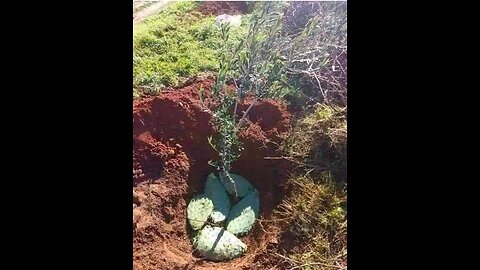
[133,1,248,98]
[282,104,347,181]
[277,173,346,270]
[272,104,347,269]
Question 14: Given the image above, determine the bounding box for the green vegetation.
[134,1,347,268]
[206,2,291,200]
[283,104,347,178]
[193,2,348,266]
[282,1,348,107]
[133,1,248,97]
[277,173,347,269]
[275,103,347,269]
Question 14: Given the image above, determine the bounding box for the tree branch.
[237,99,257,129]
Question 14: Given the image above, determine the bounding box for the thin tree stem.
[237,99,257,129]
[233,100,238,126]
[219,168,238,202]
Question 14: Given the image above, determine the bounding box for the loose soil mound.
[133,77,293,269]
[198,1,248,16]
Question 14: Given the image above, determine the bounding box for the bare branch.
[289,262,346,270]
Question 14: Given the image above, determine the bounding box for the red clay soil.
[133,77,293,270]
[198,1,248,16]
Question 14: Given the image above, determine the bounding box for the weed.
[282,104,347,181]
[276,173,347,269]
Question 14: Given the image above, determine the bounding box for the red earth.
[198,1,249,16]
[133,77,294,269]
